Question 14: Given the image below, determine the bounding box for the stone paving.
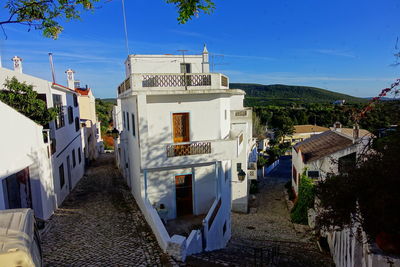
[187,156,334,267]
[41,153,174,266]
[41,153,333,266]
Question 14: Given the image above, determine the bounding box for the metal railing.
[166,141,211,157]
[118,77,131,94]
[235,110,247,116]
[142,74,211,87]
[221,75,228,87]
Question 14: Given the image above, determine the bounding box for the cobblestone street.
[41,153,172,266]
[187,157,334,267]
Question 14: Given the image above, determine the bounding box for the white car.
[0,209,42,267]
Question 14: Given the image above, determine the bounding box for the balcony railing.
[231,107,252,120]
[166,141,211,157]
[143,74,211,87]
[118,77,131,94]
[118,73,229,95]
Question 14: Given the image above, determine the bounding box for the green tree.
[315,129,400,245]
[0,77,57,125]
[1,0,215,39]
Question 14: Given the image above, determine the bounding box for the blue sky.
[0,0,399,98]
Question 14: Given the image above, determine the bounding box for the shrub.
[285,181,296,201]
[291,173,315,224]
[249,180,259,194]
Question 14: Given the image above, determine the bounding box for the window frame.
[72,149,76,167]
[131,113,135,136]
[75,117,80,132]
[67,106,73,124]
[78,147,82,163]
[59,164,65,189]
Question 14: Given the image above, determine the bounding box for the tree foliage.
[166,0,215,24]
[2,0,215,39]
[291,172,315,224]
[315,129,400,242]
[0,77,57,126]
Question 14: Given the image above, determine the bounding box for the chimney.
[202,44,210,73]
[333,121,342,132]
[353,124,360,142]
[12,56,23,73]
[65,69,75,89]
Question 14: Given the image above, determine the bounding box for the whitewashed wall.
[146,94,228,144]
[0,101,55,219]
[146,164,216,220]
[51,87,85,206]
[326,228,400,267]
[126,55,204,76]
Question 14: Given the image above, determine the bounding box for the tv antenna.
[177,50,189,90]
[210,54,229,72]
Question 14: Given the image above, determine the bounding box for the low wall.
[143,199,171,251]
[186,230,203,256]
[265,159,280,175]
[326,227,400,267]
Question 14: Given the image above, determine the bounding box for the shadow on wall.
[27,148,57,220]
[142,119,232,170]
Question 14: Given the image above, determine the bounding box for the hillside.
[230,83,366,106]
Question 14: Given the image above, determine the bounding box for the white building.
[0,57,85,219]
[114,46,255,259]
[65,69,104,161]
[291,123,371,195]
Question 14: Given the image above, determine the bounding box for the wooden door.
[173,113,190,143]
[175,174,193,217]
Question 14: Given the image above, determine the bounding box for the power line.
[121,0,130,55]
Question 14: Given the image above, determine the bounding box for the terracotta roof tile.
[294,125,329,134]
[331,127,373,139]
[75,88,91,96]
[294,131,353,163]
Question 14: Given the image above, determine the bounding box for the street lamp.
[110,128,120,139]
[238,169,246,182]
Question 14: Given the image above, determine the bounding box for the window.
[223,220,227,236]
[59,164,65,189]
[180,63,191,73]
[53,94,65,129]
[72,149,76,167]
[78,147,82,163]
[225,163,229,182]
[307,171,320,179]
[127,112,130,131]
[338,152,357,174]
[123,111,126,129]
[237,163,242,172]
[68,106,73,124]
[73,94,78,107]
[131,113,135,136]
[50,139,56,155]
[224,110,227,120]
[75,117,80,132]
[292,166,297,184]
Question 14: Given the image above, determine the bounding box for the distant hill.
[100,98,117,104]
[230,83,366,106]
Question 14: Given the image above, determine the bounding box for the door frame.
[170,111,191,143]
[174,172,194,217]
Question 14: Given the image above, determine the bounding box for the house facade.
[114,46,254,259]
[0,58,85,219]
[291,124,371,195]
[65,69,104,161]
[282,124,329,146]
